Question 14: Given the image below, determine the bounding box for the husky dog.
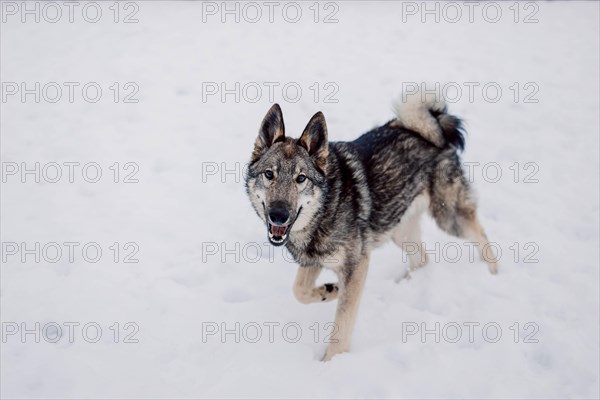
[245,92,498,361]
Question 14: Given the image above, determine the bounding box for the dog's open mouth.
[266,207,302,246]
[267,223,290,245]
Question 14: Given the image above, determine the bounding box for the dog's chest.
[289,245,346,273]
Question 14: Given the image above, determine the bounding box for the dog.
[245,91,498,361]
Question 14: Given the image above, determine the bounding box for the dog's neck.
[285,181,339,264]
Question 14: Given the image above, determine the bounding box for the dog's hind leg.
[429,160,499,274]
[462,215,499,274]
[392,194,429,276]
[293,266,339,304]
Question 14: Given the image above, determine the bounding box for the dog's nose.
[268,207,290,225]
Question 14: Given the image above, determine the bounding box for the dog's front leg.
[322,254,369,361]
[293,265,339,304]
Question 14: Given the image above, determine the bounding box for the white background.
[1,1,599,398]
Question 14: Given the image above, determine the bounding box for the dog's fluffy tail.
[393,90,465,151]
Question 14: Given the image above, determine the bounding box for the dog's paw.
[321,344,349,361]
[408,252,428,271]
[317,283,339,302]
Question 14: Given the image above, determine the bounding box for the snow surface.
[1,1,599,398]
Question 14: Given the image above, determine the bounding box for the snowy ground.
[1,1,599,398]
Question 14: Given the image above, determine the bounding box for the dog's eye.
[296,174,307,183]
[264,170,274,180]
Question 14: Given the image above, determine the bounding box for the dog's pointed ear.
[252,104,285,162]
[298,111,329,171]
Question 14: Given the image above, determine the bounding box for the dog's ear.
[298,111,329,172]
[252,104,285,162]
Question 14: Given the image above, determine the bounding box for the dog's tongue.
[271,225,287,237]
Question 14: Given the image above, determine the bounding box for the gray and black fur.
[245,92,498,361]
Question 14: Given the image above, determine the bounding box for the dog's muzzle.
[265,206,302,246]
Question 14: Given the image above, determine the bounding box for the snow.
[1,1,599,398]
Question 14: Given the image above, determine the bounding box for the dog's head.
[246,104,329,246]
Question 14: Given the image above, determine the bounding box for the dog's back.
[328,94,471,243]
